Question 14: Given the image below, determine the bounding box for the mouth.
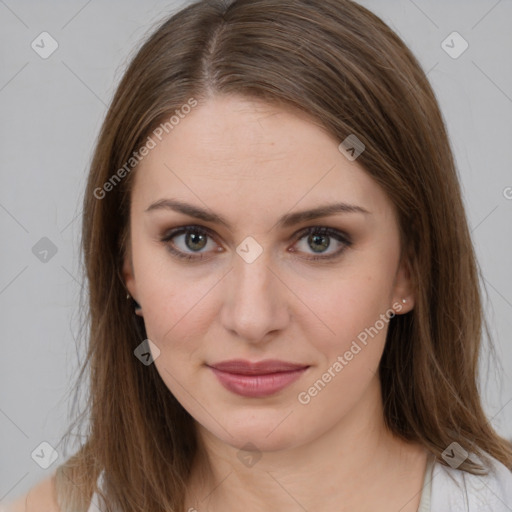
[206,359,310,398]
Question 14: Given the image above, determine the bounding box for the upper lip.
[208,359,309,375]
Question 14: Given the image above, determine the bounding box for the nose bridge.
[235,248,274,299]
[220,243,288,341]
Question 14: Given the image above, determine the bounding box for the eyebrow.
[145,198,371,229]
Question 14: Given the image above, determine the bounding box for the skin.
[123,94,427,512]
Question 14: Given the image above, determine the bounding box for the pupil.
[309,233,329,253]
[186,232,207,251]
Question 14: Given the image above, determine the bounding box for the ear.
[391,248,415,314]
[122,244,136,295]
[122,246,143,317]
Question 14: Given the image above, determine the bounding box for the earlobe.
[397,297,412,314]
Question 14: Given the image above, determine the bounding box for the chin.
[203,412,307,453]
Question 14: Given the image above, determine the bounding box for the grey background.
[1,0,511,502]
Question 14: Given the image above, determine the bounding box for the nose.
[219,249,290,344]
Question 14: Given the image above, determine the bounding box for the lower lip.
[209,367,309,398]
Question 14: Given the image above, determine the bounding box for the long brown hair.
[54,0,512,510]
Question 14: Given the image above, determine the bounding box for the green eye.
[291,226,352,261]
[161,226,217,261]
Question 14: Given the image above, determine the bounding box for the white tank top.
[87,471,105,512]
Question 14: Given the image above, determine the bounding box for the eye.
[160,225,352,262]
[160,225,221,261]
[291,226,352,261]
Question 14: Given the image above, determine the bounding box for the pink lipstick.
[207,359,309,398]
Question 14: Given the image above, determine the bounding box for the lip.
[207,359,310,398]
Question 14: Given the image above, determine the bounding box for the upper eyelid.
[161,224,349,241]
[161,224,219,243]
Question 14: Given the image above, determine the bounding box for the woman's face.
[123,94,413,452]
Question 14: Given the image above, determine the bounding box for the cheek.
[312,263,396,357]
[295,273,395,421]
[132,245,218,359]
[139,277,207,352]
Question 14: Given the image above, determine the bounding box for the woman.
[5,0,512,510]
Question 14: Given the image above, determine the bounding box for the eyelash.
[160,225,352,262]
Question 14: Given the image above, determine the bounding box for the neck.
[185,377,428,512]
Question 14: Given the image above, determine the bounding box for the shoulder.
[431,452,512,511]
[1,472,61,512]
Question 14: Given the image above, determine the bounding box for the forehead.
[132,95,392,223]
